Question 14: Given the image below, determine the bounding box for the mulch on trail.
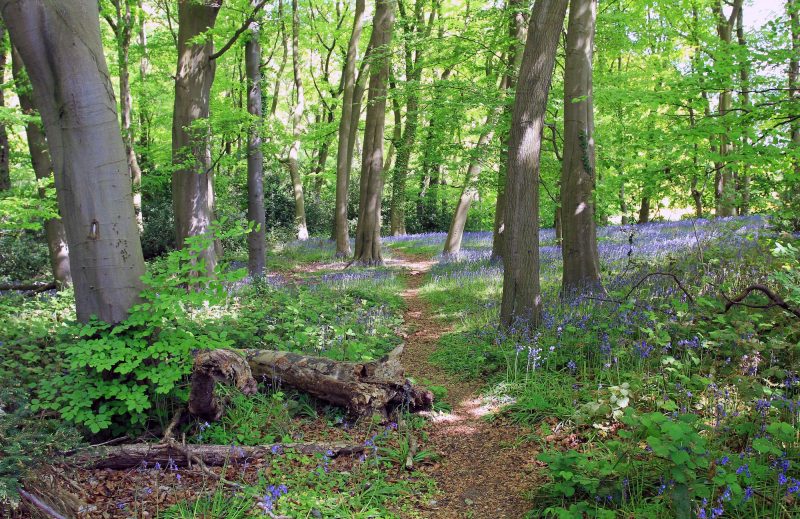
[396,253,544,519]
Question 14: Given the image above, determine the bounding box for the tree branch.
[722,284,800,319]
[210,0,270,60]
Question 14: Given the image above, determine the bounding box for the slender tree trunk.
[443,113,497,256]
[353,0,394,265]
[712,0,742,217]
[638,196,650,224]
[334,0,366,257]
[270,0,288,117]
[619,182,629,224]
[137,0,150,152]
[0,21,9,192]
[112,0,144,231]
[289,0,309,240]
[788,0,800,224]
[491,0,527,262]
[172,0,222,275]
[10,46,71,286]
[389,0,438,236]
[3,0,145,323]
[560,0,602,294]
[246,5,267,276]
[500,0,568,328]
[735,5,750,215]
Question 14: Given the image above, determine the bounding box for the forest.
[0,0,799,517]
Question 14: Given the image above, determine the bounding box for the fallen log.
[188,345,433,421]
[73,441,365,470]
[0,281,57,293]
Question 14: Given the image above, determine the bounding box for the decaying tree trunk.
[189,347,432,421]
[74,441,367,470]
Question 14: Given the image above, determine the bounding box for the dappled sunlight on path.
[395,252,542,519]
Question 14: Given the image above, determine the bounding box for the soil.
[394,253,542,519]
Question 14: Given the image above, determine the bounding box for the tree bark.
[500,0,568,328]
[638,196,650,224]
[389,0,439,236]
[0,20,8,192]
[289,0,309,240]
[2,0,145,323]
[246,3,267,276]
[76,442,368,470]
[712,0,742,218]
[353,0,395,266]
[788,0,800,224]
[560,0,602,294]
[188,347,432,421]
[443,113,497,256]
[10,46,71,287]
[111,0,144,231]
[172,0,222,275]
[735,5,750,215]
[491,0,527,262]
[334,0,366,257]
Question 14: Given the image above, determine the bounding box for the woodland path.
[391,253,542,519]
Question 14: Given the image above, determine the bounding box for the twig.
[18,489,67,519]
[722,284,800,319]
[621,272,695,304]
[161,408,184,443]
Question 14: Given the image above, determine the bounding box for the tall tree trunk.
[3,0,145,323]
[137,0,150,152]
[443,112,497,256]
[389,0,438,236]
[560,0,602,294]
[788,0,800,225]
[491,0,527,262]
[246,4,267,276]
[638,196,650,224]
[334,0,366,257]
[353,0,394,265]
[111,0,144,231]
[735,4,750,215]
[500,0,568,328]
[10,46,72,286]
[0,21,9,192]
[172,0,222,275]
[289,0,309,240]
[619,182,629,224]
[712,0,742,217]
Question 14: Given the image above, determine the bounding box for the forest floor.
[393,253,542,519]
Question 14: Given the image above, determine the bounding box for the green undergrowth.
[416,222,800,518]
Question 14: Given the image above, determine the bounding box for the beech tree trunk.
[788,0,800,224]
[353,0,394,266]
[443,114,497,256]
[0,21,9,192]
[188,347,432,421]
[638,196,650,224]
[389,0,439,236]
[500,0,567,328]
[2,0,145,323]
[289,0,309,240]
[334,0,366,257]
[560,0,602,294]
[735,6,750,215]
[110,0,144,231]
[491,0,527,262]
[712,0,742,218]
[246,4,267,277]
[10,46,72,287]
[172,0,222,275]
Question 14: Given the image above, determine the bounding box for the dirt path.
[394,253,542,519]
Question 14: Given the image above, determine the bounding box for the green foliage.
[33,225,248,434]
[194,388,295,446]
[0,388,83,506]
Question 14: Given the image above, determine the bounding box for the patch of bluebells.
[257,484,288,514]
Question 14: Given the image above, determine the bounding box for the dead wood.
[188,345,433,421]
